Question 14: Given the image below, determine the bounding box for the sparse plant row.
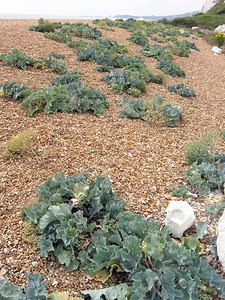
[0,49,67,73]
[29,18,102,41]
[2,170,223,299]
[29,20,165,96]
[0,72,109,116]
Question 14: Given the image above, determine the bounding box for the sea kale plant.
[167,84,196,97]
[172,132,225,196]
[1,72,108,117]
[22,79,109,116]
[119,96,182,127]
[0,49,67,73]
[21,172,126,271]
[0,81,30,100]
[157,58,186,77]
[19,172,225,299]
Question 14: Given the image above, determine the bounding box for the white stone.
[165,201,195,238]
[217,210,225,271]
[192,26,199,31]
[215,24,225,33]
[211,46,222,54]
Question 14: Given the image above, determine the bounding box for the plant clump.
[0,49,36,70]
[3,129,34,156]
[157,58,186,77]
[29,18,55,32]
[119,95,182,127]
[167,84,196,97]
[0,81,30,100]
[180,131,225,195]
[102,69,146,96]
[0,49,67,73]
[18,172,225,299]
[129,30,149,46]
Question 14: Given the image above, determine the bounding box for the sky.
[1,0,205,17]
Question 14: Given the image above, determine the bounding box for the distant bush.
[167,84,196,97]
[71,22,102,39]
[0,49,67,73]
[92,18,114,30]
[141,44,164,58]
[67,40,88,49]
[129,31,148,46]
[44,32,70,43]
[38,57,67,74]
[161,14,225,30]
[29,18,55,33]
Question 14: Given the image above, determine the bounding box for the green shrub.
[157,59,186,77]
[48,52,65,59]
[0,81,30,100]
[38,57,67,73]
[0,49,36,69]
[186,161,225,195]
[102,69,146,96]
[172,41,190,57]
[71,22,102,39]
[29,18,55,32]
[129,31,148,46]
[160,103,183,127]
[0,274,48,299]
[3,129,34,156]
[67,40,88,49]
[168,84,196,97]
[44,32,70,43]
[141,44,164,57]
[184,132,218,165]
[19,172,225,299]
[22,85,73,116]
[21,172,125,271]
[22,82,108,117]
[52,71,82,85]
[215,32,225,46]
[0,49,67,73]
[80,210,225,299]
[119,97,148,120]
[119,95,182,127]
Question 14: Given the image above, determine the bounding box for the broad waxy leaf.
[24,273,48,300]
[160,271,183,300]
[81,283,130,300]
[0,279,22,299]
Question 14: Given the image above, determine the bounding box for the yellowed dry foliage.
[3,129,34,156]
[21,220,38,246]
[50,292,83,300]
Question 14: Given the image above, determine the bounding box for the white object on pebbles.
[165,201,196,238]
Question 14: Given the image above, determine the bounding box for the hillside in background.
[114,12,196,20]
[162,0,225,30]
